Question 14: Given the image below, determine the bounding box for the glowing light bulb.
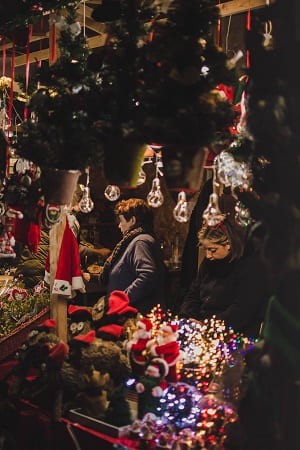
[104,184,120,202]
[202,193,227,227]
[173,191,189,223]
[147,177,164,208]
[79,186,94,213]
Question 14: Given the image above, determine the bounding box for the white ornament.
[173,191,189,223]
[202,193,227,227]
[104,184,120,202]
[147,177,164,208]
[79,186,94,213]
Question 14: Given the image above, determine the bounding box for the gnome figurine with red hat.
[92,290,138,331]
[147,322,182,383]
[135,358,168,419]
[124,318,153,376]
[67,304,93,341]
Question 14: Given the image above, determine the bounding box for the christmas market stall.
[2,0,299,449]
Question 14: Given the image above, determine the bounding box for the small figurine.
[135,359,169,419]
[124,318,153,376]
[147,323,182,383]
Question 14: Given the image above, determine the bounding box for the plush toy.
[92,290,138,330]
[124,318,153,376]
[135,359,169,419]
[147,323,182,383]
[6,319,68,420]
[67,304,93,341]
[62,330,111,419]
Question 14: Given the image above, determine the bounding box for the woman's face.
[201,238,230,261]
[118,214,136,235]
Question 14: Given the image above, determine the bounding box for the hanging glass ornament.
[215,151,252,190]
[136,166,146,186]
[173,191,189,223]
[78,168,94,213]
[15,158,30,175]
[79,186,94,213]
[235,201,252,227]
[202,193,227,227]
[104,184,120,202]
[147,177,164,208]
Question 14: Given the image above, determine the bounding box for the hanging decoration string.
[2,43,6,76]
[82,0,86,37]
[24,24,33,120]
[225,15,232,54]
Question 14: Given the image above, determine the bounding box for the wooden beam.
[1,34,48,52]
[218,0,271,17]
[14,34,107,67]
[77,3,106,34]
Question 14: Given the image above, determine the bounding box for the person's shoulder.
[131,233,156,244]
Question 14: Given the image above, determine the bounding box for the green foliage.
[0,0,80,35]
[0,288,49,338]
[17,5,104,170]
[90,0,237,164]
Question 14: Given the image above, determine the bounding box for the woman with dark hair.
[85,198,165,315]
[179,217,269,338]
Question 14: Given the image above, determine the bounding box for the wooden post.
[49,212,68,342]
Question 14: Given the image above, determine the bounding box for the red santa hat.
[136,318,152,332]
[51,215,86,298]
[107,290,137,316]
[146,363,161,378]
[160,323,178,335]
[96,324,124,340]
[37,319,56,330]
[73,330,96,344]
[68,304,92,318]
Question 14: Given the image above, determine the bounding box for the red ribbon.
[246,10,251,68]
[24,24,33,120]
[50,23,56,64]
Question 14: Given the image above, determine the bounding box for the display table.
[16,400,138,450]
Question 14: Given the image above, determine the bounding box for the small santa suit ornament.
[147,322,182,383]
[125,318,153,375]
[45,215,85,298]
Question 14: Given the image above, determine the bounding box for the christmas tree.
[16,4,104,171]
[90,0,238,185]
